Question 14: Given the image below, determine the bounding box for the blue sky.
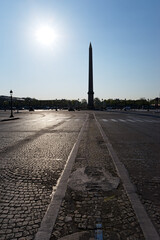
[0,0,160,100]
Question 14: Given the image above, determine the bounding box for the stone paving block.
[0,118,83,239]
[50,117,145,240]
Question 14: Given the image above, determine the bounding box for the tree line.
[0,96,159,110]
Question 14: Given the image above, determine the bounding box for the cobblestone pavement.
[0,113,86,240]
[51,114,145,240]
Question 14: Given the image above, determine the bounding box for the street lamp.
[10,90,14,118]
[148,99,150,111]
[55,99,57,111]
[101,99,103,111]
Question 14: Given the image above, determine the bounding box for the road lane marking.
[94,114,160,240]
[144,120,156,123]
[111,119,117,122]
[34,114,89,240]
[101,118,160,124]
[102,119,108,122]
[127,119,135,122]
[119,119,126,122]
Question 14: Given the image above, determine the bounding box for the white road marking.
[127,119,135,122]
[111,119,117,122]
[119,119,126,122]
[144,120,155,123]
[102,119,108,122]
[100,118,159,124]
[136,119,143,122]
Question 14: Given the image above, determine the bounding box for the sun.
[35,25,57,46]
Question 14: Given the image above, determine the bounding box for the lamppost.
[101,99,103,111]
[55,99,57,111]
[10,90,14,118]
[148,99,150,111]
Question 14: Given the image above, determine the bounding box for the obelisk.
[88,42,94,109]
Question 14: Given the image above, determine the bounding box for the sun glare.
[35,25,57,46]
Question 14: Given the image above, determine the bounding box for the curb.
[34,114,89,240]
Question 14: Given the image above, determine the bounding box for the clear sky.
[0,0,160,100]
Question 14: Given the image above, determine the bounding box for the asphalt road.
[95,110,160,235]
[0,110,160,239]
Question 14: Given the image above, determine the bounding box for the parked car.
[123,106,131,111]
[106,107,112,110]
